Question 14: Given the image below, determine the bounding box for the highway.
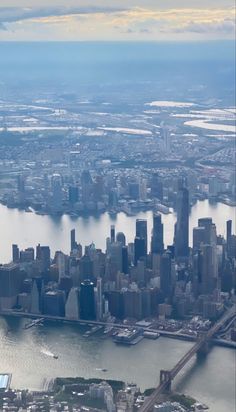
[0,308,235,348]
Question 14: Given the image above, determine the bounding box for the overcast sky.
[0,0,235,41]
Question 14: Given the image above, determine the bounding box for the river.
[0,200,235,263]
[0,316,235,412]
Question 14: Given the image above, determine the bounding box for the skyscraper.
[151,213,164,254]
[70,229,76,252]
[136,219,148,254]
[79,280,96,320]
[160,251,172,299]
[134,237,146,265]
[175,184,189,258]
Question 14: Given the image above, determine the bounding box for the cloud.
[176,18,235,34]
[0,4,234,40]
[0,6,127,29]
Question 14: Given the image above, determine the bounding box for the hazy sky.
[0,0,235,41]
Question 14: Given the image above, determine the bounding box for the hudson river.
[0,200,235,263]
[0,200,235,411]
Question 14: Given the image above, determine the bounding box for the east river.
[0,200,235,411]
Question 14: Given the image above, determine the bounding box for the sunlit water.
[0,316,235,412]
[0,200,235,263]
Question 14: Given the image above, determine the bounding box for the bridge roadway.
[140,305,236,412]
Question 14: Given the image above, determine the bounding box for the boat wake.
[40,347,55,358]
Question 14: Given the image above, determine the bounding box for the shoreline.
[1,310,235,349]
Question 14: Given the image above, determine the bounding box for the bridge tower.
[197,332,210,357]
[160,370,172,392]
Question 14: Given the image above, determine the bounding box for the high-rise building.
[136,219,148,254]
[110,225,115,243]
[160,251,172,299]
[79,280,96,320]
[200,244,218,295]
[134,237,146,265]
[12,244,19,263]
[36,244,51,272]
[198,218,217,245]
[122,246,129,274]
[70,229,76,252]
[175,184,189,258]
[226,220,232,256]
[151,213,164,254]
[116,232,126,246]
[0,263,25,310]
[95,277,103,321]
[65,287,80,320]
[43,290,65,317]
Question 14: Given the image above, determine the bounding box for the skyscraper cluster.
[0,186,235,322]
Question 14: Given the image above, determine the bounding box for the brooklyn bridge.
[140,305,236,412]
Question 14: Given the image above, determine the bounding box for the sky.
[0,0,235,41]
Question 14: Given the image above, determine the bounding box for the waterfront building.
[0,263,24,310]
[65,287,80,320]
[79,280,96,320]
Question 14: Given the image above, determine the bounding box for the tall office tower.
[36,244,51,272]
[51,173,63,212]
[160,251,172,299]
[141,289,151,318]
[175,184,189,258]
[193,227,206,252]
[95,277,103,321]
[134,237,146,265]
[43,290,65,317]
[123,290,142,320]
[122,246,129,274]
[79,255,93,281]
[110,225,115,243]
[151,173,163,201]
[79,280,96,320]
[12,244,19,262]
[65,287,80,320]
[136,219,148,254]
[109,242,123,276]
[0,263,25,310]
[107,291,124,319]
[19,247,35,262]
[70,229,76,252]
[116,232,126,247]
[151,213,164,254]
[68,186,79,205]
[226,220,232,256]
[198,218,217,245]
[56,251,66,280]
[200,244,218,295]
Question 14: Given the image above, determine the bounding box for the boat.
[53,355,58,359]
